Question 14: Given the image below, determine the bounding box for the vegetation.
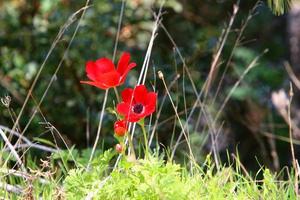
[0,149,298,199]
[0,0,299,199]
[268,0,292,15]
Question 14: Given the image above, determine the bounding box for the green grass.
[0,149,297,199]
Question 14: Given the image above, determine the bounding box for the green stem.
[139,119,149,157]
[113,87,120,103]
[126,128,136,159]
[87,89,109,169]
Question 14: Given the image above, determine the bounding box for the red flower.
[116,85,157,122]
[80,52,136,89]
[114,120,127,137]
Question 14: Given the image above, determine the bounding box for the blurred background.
[0,0,297,172]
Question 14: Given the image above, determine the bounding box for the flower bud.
[114,120,127,137]
[115,144,123,153]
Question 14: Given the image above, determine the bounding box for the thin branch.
[213,49,268,124]
[87,89,109,169]
[284,61,300,91]
[0,182,23,195]
[12,4,91,138]
[0,129,25,171]
[204,3,239,96]
[148,74,180,146]
[288,83,298,197]
[0,168,49,184]
[0,125,58,153]
[158,71,195,162]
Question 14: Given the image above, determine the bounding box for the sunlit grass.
[0,148,297,199]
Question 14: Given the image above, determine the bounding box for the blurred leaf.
[268,0,291,15]
[229,86,254,100]
[40,0,60,13]
[33,137,56,148]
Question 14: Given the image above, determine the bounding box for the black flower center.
[133,103,144,114]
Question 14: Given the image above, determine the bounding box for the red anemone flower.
[80,52,136,89]
[116,85,157,122]
[114,120,127,137]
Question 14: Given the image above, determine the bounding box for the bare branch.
[0,182,23,194]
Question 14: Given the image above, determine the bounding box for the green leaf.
[229,86,254,100]
[32,137,56,148]
[106,107,118,116]
[267,0,292,15]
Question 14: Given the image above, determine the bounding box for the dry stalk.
[288,83,299,197]
[158,71,195,163]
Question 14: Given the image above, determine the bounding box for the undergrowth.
[67,154,295,200]
[0,149,297,199]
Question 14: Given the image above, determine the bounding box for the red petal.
[117,52,136,84]
[125,111,143,122]
[133,85,148,104]
[119,62,136,84]
[116,102,142,122]
[85,58,115,82]
[95,58,115,74]
[121,88,134,103]
[142,93,156,116]
[95,71,121,88]
[146,92,157,106]
[117,102,130,116]
[80,81,109,89]
[127,114,142,122]
[144,104,156,116]
[117,52,130,74]
[86,61,97,81]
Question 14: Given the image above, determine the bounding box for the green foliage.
[63,149,115,199]
[63,151,295,200]
[0,148,297,199]
[268,0,292,15]
[230,47,284,100]
[51,147,107,169]
[93,158,190,200]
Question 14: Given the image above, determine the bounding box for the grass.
[64,152,297,200]
[0,148,297,199]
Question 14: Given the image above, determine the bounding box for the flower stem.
[139,119,149,157]
[126,126,136,159]
[113,87,120,103]
[87,89,109,170]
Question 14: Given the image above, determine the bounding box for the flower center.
[133,103,144,114]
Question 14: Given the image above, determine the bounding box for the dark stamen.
[133,103,144,114]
